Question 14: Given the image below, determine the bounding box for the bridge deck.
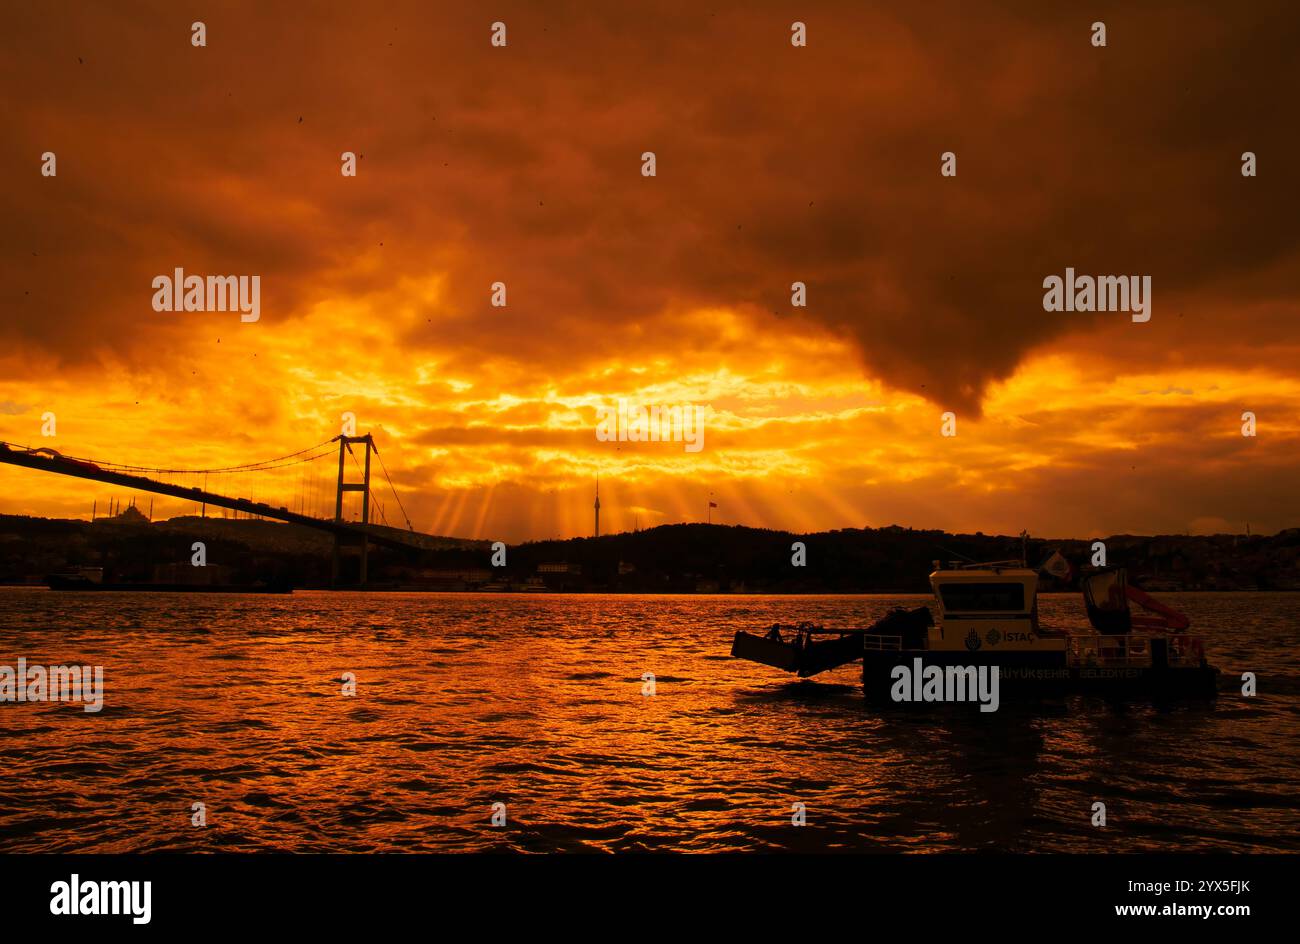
[0,444,440,553]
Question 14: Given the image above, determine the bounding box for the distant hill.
[395,522,1300,593]
[0,514,1295,591]
[0,513,486,587]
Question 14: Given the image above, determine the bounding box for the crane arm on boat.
[1125,584,1191,631]
[1083,568,1193,634]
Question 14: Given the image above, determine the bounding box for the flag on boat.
[1040,550,1072,580]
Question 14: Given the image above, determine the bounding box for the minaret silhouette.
[594,474,601,538]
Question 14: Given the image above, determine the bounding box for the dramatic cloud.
[1,1,1297,540]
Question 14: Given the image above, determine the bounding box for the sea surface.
[1,589,1297,853]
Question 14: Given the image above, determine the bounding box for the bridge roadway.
[0,444,451,553]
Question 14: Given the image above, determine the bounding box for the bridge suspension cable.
[375,448,415,532]
[0,438,342,476]
[119,442,339,475]
[1,434,419,533]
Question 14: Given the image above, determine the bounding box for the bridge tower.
[332,433,375,586]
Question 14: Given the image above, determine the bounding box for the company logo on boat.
[1080,667,1142,679]
[964,630,981,651]
[986,628,1032,646]
[1001,668,1070,679]
[890,658,1000,713]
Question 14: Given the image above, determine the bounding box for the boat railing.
[862,634,903,651]
[950,559,1026,569]
[1066,633,1207,669]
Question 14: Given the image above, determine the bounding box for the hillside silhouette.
[2,514,1296,592]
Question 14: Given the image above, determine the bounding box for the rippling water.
[1,589,1297,853]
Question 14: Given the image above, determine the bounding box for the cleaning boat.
[731,562,1218,700]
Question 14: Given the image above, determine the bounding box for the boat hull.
[862,649,1219,700]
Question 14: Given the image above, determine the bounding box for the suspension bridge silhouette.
[0,434,455,585]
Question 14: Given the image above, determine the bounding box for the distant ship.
[45,566,292,594]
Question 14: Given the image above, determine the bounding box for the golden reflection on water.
[1,590,1297,852]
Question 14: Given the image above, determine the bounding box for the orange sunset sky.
[2,2,1298,543]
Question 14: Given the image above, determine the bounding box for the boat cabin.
[927,563,1062,652]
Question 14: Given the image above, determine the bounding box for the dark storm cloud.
[0,1,1296,412]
